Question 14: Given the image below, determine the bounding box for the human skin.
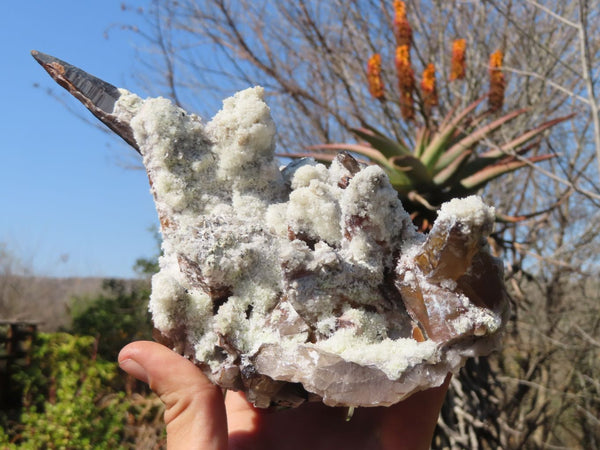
[119,341,450,450]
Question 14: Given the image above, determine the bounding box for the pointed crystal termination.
[31,50,139,153]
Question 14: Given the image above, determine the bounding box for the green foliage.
[0,230,165,448]
[132,257,160,279]
[0,333,130,449]
[69,279,154,361]
[68,227,160,361]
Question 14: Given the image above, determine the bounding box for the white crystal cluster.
[114,87,509,407]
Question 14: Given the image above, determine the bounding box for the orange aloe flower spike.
[367,53,385,99]
[395,45,415,120]
[488,50,506,112]
[395,45,415,92]
[449,39,467,81]
[421,63,438,112]
[393,0,412,47]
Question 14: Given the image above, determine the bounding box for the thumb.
[119,341,228,450]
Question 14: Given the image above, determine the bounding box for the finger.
[379,373,452,450]
[225,390,262,437]
[119,341,228,450]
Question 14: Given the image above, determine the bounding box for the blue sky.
[1,2,162,278]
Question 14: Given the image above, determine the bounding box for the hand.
[119,341,449,450]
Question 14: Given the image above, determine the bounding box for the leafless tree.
[119,0,600,447]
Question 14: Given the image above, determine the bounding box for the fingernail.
[119,358,149,384]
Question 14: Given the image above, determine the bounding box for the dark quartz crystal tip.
[31,50,139,153]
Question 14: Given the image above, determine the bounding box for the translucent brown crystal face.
[115,87,510,408]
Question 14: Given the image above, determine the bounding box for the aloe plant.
[280,2,574,230]
[282,100,573,229]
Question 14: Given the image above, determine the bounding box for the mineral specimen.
[33,52,510,408]
[115,87,509,408]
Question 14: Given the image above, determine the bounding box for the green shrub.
[69,279,154,361]
[1,333,130,449]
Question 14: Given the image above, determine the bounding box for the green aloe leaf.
[365,124,413,151]
[414,127,429,158]
[455,140,541,180]
[389,154,433,186]
[307,143,390,168]
[420,96,486,170]
[435,108,527,170]
[352,126,411,158]
[276,151,338,163]
[480,113,575,159]
[306,143,413,188]
[432,148,473,186]
[460,154,557,191]
[449,114,573,187]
